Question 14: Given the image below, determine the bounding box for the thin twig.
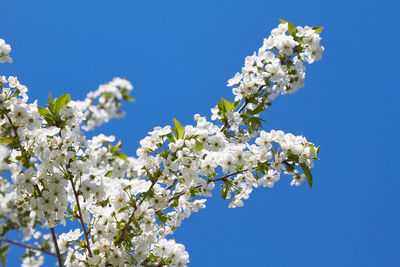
[210,170,245,183]
[116,180,157,244]
[68,175,93,258]
[0,237,56,257]
[163,169,247,208]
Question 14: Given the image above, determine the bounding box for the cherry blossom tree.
[0,19,324,266]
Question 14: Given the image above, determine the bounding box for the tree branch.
[68,175,93,258]
[50,228,64,267]
[5,115,63,266]
[116,180,157,244]
[0,237,56,257]
[164,169,247,208]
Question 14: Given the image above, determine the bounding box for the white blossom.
[0,20,323,266]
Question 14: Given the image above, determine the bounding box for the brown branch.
[162,169,247,210]
[166,179,178,191]
[0,237,56,257]
[116,180,157,244]
[5,115,63,266]
[50,228,64,266]
[210,170,245,183]
[33,185,64,266]
[5,114,19,137]
[58,128,92,259]
[68,175,92,258]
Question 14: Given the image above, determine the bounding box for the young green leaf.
[247,117,264,133]
[54,94,71,114]
[169,199,179,208]
[221,183,229,200]
[222,97,234,112]
[246,103,265,115]
[121,87,135,102]
[172,118,184,139]
[148,253,156,261]
[217,99,225,113]
[0,244,9,267]
[233,101,241,110]
[46,92,56,114]
[284,161,295,173]
[279,18,297,36]
[300,163,313,190]
[166,133,175,144]
[37,106,50,117]
[156,211,168,224]
[123,95,135,102]
[194,140,203,152]
[0,137,17,147]
[115,152,128,160]
[171,128,178,140]
[48,92,52,106]
[312,26,324,34]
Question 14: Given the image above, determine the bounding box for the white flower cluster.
[135,117,318,210]
[0,20,323,267]
[237,22,323,96]
[80,77,134,131]
[0,39,12,63]
[296,26,324,64]
[210,22,323,138]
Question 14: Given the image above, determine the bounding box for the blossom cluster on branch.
[0,19,324,267]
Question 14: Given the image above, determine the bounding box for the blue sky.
[1,0,400,266]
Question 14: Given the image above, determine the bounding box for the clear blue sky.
[1,0,400,266]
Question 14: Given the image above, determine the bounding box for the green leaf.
[47,92,55,114]
[189,187,198,198]
[37,106,51,118]
[300,163,313,190]
[194,140,203,152]
[123,95,135,102]
[222,97,234,112]
[283,161,295,173]
[171,129,178,140]
[233,101,241,110]
[0,137,17,146]
[54,94,71,114]
[220,98,240,113]
[172,118,184,139]
[121,87,135,102]
[115,152,128,160]
[279,18,297,36]
[156,211,168,224]
[105,171,113,177]
[166,133,175,144]
[118,206,130,213]
[247,117,264,133]
[48,92,52,106]
[169,199,179,208]
[0,244,8,266]
[221,184,229,200]
[217,99,224,112]
[312,26,324,34]
[37,107,54,126]
[148,253,156,261]
[246,103,265,115]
